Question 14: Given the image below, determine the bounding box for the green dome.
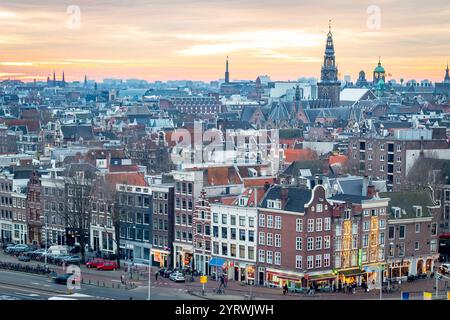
[374,64,385,73]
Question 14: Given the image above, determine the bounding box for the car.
[439,263,450,274]
[164,268,175,278]
[85,258,105,268]
[52,273,82,285]
[29,249,46,260]
[61,255,81,266]
[6,244,29,255]
[96,261,117,271]
[54,254,71,265]
[18,254,31,262]
[169,272,185,282]
[2,243,15,251]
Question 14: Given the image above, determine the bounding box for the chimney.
[367,185,376,198]
[280,187,289,207]
[264,181,270,192]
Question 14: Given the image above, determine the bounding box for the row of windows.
[388,223,437,239]
[175,213,193,226]
[176,198,193,211]
[175,230,193,242]
[212,213,255,228]
[175,182,193,195]
[258,232,281,247]
[212,226,255,242]
[118,194,151,207]
[258,214,282,229]
[258,250,281,265]
[120,227,150,242]
[119,211,150,225]
[212,242,255,260]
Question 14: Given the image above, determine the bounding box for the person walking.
[283,283,288,295]
[224,276,228,288]
[155,271,159,281]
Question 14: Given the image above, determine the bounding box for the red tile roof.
[105,172,147,187]
[329,154,348,166]
[283,148,318,163]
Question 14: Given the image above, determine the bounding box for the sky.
[0,0,449,83]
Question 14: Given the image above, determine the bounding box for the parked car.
[96,261,117,271]
[2,243,15,251]
[5,244,28,254]
[53,273,82,285]
[439,263,450,275]
[29,249,47,260]
[54,254,71,265]
[169,272,185,282]
[163,268,175,278]
[18,254,31,262]
[61,255,81,266]
[85,258,105,268]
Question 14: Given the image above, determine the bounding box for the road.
[0,269,200,300]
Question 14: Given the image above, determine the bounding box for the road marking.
[15,292,40,297]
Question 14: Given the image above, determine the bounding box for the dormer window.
[414,206,422,217]
[344,209,351,220]
[393,207,401,219]
[267,200,281,210]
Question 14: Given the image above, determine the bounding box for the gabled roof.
[61,125,94,140]
[379,190,436,219]
[260,185,312,212]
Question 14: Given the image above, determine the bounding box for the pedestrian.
[120,274,125,285]
[219,275,225,288]
[155,271,159,281]
[283,283,288,295]
[224,276,228,288]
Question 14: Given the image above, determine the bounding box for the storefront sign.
[358,249,362,269]
[423,292,432,300]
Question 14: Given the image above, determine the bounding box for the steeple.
[225,56,230,83]
[84,74,88,87]
[53,70,56,87]
[62,71,66,87]
[445,62,450,83]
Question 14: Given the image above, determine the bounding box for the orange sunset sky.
[0,0,449,83]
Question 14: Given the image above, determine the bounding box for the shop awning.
[209,257,226,267]
[308,273,336,281]
[338,269,366,277]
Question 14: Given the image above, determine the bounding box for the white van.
[47,245,68,256]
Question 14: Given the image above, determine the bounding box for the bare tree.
[406,152,448,190]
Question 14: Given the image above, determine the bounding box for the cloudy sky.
[0,0,449,82]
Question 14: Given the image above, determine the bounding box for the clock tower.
[317,21,341,106]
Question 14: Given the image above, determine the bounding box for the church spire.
[225,56,230,83]
[53,70,56,87]
[445,62,450,82]
[84,74,88,87]
[62,71,66,87]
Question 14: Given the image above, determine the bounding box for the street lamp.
[44,213,48,268]
[388,242,394,291]
[147,244,152,300]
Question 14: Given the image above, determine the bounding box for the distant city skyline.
[0,0,449,82]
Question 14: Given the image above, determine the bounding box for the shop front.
[264,268,304,288]
[152,248,171,267]
[305,272,336,290]
[386,260,410,281]
[209,257,227,280]
[173,243,193,269]
[337,268,367,286]
[224,260,255,284]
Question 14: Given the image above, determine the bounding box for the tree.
[406,152,449,190]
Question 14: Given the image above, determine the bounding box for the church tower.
[444,63,450,83]
[317,21,341,106]
[225,56,230,83]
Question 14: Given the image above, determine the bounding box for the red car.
[96,261,118,271]
[85,258,105,268]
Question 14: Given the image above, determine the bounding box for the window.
[363,221,370,231]
[266,251,273,264]
[274,252,281,265]
[380,144,384,151]
[259,232,265,245]
[258,250,265,263]
[415,223,420,233]
[230,244,236,257]
[415,241,420,250]
[315,255,322,268]
[324,218,331,231]
[213,226,218,237]
[316,218,323,232]
[258,214,265,227]
[295,256,302,269]
[239,216,245,227]
[352,236,358,249]
[335,224,342,236]
[266,233,273,246]
[248,217,255,228]
[213,213,218,223]
[231,215,236,226]
[222,214,227,224]
[274,234,281,247]
[307,256,313,269]
[296,237,302,250]
[316,204,323,213]
[380,165,384,171]
[239,229,246,241]
[267,215,273,228]
[296,218,303,232]
[344,210,351,220]
[324,254,330,267]
[274,216,281,229]
[307,219,314,232]
[379,219,386,230]
[398,243,405,257]
[380,155,385,161]
[307,237,314,251]
[239,246,245,259]
[352,224,358,235]
[315,237,322,250]
[222,243,228,256]
[379,232,385,245]
[249,230,255,242]
[399,225,405,239]
[431,223,437,236]
[430,239,437,252]
[324,236,331,249]
[362,234,369,247]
